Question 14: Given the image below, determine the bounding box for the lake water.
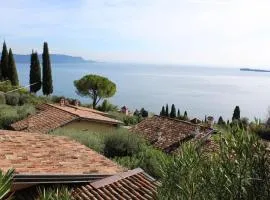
[16,62,270,121]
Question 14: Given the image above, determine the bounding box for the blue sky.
[1,0,270,66]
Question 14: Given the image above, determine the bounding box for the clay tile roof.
[11,105,78,134]
[10,103,121,133]
[13,168,159,200]
[48,104,120,124]
[131,115,213,153]
[0,130,124,175]
[72,168,159,200]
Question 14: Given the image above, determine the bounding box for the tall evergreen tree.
[7,49,19,86]
[183,111,188,121]
[232,106,240,121]
[0,41,9,80]
[30,51,41,93]
[160,106,165,116]
[177,109,180,118]
[165,104,169,117]
[217,116,225,126]
[170,104,176,118]
[42,42,53,95]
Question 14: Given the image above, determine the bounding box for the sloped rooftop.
[14,168,159,200]
[0,130,124,175]
[11,103,121,133]
[131,115,213,153]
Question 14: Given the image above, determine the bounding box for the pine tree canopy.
[7,48,19,86]
[42,42,53,95]
[74,74,116,109]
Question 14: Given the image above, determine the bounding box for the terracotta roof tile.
[48,104,120,124]
[72,168,159,200]
[0,130,124,175]
[131,115,213,152]
[11,106,78,133]
[13,168,159,200]
[11,103,121,133]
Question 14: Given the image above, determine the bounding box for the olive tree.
[74,74,116,109]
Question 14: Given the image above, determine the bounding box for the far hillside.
[10,53,94,64]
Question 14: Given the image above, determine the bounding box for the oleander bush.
[103,129,141,157]
[157,129,270,200]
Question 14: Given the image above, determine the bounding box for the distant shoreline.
[240,68,270,72]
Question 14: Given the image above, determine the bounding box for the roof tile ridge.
[45,103,80,117]
[90,168,146,189]
[154,115,211,129]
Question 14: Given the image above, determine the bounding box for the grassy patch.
[0,104,35,129]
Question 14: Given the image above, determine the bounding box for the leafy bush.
[114,144,169,178]
[97,99,118,112]
[158,130,270,200]
[0,104,35,129]
[104,130,141,158]
[0,81,14,93]
[0,92,6,104]
[254,126,270,140]
[5,93,20,106]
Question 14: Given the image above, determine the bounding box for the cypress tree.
[165,104,169,117]
[183,111,188,121]
[232,106,240,121]
[0,41,9,80]
[30,51,41,93]
[177,109,180,118]
[42,42,53,95]
[160,106,165,116]
[218,116,225,126]
[170,104,176,118]
[7,48,19,86]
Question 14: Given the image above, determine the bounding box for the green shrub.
[52,128,105,153]
[19,93,30,105]
[158,130,270,200]
[0,92,6,104]
[5,93,20,106]
[0,81,14,93]
[114,144,169,178]
[0,104,35,129]
[97,100,118,112]
[103,130,141,158]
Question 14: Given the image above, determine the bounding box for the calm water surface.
[17,62,270,121]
